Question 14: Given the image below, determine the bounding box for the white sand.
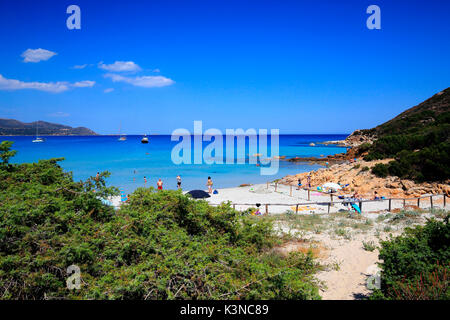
[206,183,442,214]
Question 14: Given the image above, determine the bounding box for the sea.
[0,134,348,193]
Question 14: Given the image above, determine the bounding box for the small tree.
[0,141,17,165]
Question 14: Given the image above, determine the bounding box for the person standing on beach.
[297,178,302,190]
[207,176,213,194]
[307,175,311,189]
[176,175,182,189]
[157,178,163,190]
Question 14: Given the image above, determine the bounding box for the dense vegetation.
[359,88,450,182]
[371,217,449,300]
[0,141,320,300]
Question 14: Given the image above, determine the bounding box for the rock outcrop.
[279,159,450,199]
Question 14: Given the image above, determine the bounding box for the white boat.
[32,121,44,143]
[118,122,126,141]
[141,135,149,144]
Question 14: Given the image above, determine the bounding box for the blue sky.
[0,0,449,134]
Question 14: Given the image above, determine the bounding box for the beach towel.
[291,206,313,212]
[351,203,361,214]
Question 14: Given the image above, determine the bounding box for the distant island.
[0,118,97,136]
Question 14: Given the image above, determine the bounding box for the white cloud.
[73,64,88,69]
[99,61,141,72]
[21,48,57,63]
[49,111,70,117]
[152,68,160,73]
[104,73,174,88]
[73,80,95,87]
[0,74,95,93]
[104,88,114,93]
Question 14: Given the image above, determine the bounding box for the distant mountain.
[0,119,97,136]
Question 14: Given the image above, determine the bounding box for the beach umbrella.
[322,182,342,191]
[187,190,211,199]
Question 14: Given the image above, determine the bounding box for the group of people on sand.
[296,174,312,190]
[132,171,215,194]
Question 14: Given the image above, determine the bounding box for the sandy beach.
[204,182,445,214]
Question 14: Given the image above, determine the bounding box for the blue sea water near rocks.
[1,134,348,193]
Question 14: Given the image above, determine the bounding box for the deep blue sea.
[0,135,348,193]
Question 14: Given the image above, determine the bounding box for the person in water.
[177,175,182,189]
[144,176,147,186]
[157,178,163,190]
[207,176,213,194]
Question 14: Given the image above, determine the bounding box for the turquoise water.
[0,135,347,193]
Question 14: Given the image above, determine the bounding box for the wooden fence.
[210,181,448,215]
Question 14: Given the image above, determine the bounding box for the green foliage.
[0,141,17,165]
[362,241,376,252]
[361,88,450,182]
[372,163,388,178]
[0,144,321,300]
[371,217,450,300]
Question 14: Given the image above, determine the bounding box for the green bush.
[372,163,389,178]
[371,217,450,300]
[0,142,321,300]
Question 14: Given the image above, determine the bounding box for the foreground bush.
[0,142,320,300]
[371,217,450,300]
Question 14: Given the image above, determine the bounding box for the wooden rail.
[209,193,448,215]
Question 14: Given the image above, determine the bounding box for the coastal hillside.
[346,87,450,143]
[347,88,449,182]
[0,118,97,136]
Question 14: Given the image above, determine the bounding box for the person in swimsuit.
[207,176,213,194]
[157,178,163,190]
[176,175,181,189]
[144,176,147,186]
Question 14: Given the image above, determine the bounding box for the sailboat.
[118,122,126,141]
[32,121,44,143]
[141,134,149,144]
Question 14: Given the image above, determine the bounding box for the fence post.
[275,183,277,192]
[290,185,292,197]
[233,204,236,210]
[308,189,310,201]
[403,199,406,209]
[327,202,331,214]
[359,201,362,213]
[266,182,269,189]
[388,199,392,212]
[330,194,333,202]
[417,198,420,208]
[444,194,447,207]
[295,204,299,214]
[430,196,433,209]
[265,204,269,215]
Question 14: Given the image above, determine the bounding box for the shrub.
[372,163,389,178]
[362,241,376,252]
[370,217,450,300]
[0,142,321,300]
